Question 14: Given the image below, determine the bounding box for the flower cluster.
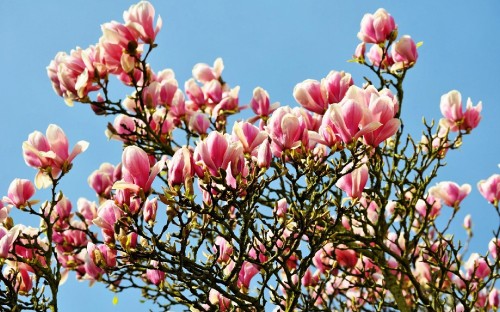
[1,3,498,312]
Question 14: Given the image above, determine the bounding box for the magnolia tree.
[1,2,499,311]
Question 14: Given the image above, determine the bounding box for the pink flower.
[0,202,9,223]
[429,181,471,208]
[293,79,328,114]
[0,225,21,258]
[232,121,268,156]
[463,214,472,231]
[85,242,116,280]
[367,44,389,68]
[357,8,397,44]
[362,95,400,147]
[335,244,358,268]
[414,257,432,285]
[489,288,500,308]
[213,236,233,263]
[107,114,142,142]
[489,238,500,259]
[77,198,98,223]
[391,35,418,67]
[266,106,305,157]
[208,289,231,311]
[211,86,241,118]
[464,253,490,280]
[336,164,369,199]
[143,197,158,225]
[256,139,272,169]
[187,112,211,135]
[150,107,175,136]
[47,45,105,106]
[194,131,245,178]
[274,198,288,219]
[192,58,224,83]
[98,21,141,75]
[22,124,89,188]
[322,71,354,105]
[185,78,206,107]
[203,79,223,103]
[146,260,165,285]
[478,174,500,205]
[123,1,162,44]
[353,43,366,61]
[3,179,35,208]
[115,146,164,193]
[87,242,117,268]
[93,200,123,243]
[440,90,482,132]
[237,261,259,292]
[3,264,33,295]
[312,243,335,273]
[250,87,279,118]
[415,195,441,219]
[168,146,195,188]
[320,100,380,145]
[88,163,116,198]
[49,196,73,226]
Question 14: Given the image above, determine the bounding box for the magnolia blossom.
[256,139,272,169]
[3,179,36,208]
[391,35,418,68]
[267,106,306,156]
[77,198,98,223]
[478,174,500,205]
[143,197,158,224]
[193,131,245,178]
[167,146,195,187]
[47,45,105,106]
[192,58,224,84]
[98,21,142,75]
[0,202,10,224]
[293,79,328,114]
[92,200,123,243]
[440,90,482,132]
[357,8,397,44]
[250,87,279,119]
[489,238,500,260]
[322,70,354,105]
[237,261,260,292]
[415,194,442,219]
[146,260,165,285]
[336,164,369,199]
[187,111,211,135]
[232,121,268,156]
[3,264,33,295]
[22,124,88,188]
[429,181,471,208]
[213,236,233,263]
[208,289,231,311]
[85,242,117,280]
[367,44,392,69]
[88,163,117,198]
[353,42,366,60]
[0,225,21,258]
[123,1,162,43]
[464,253,490,280]
[114,146,165,193]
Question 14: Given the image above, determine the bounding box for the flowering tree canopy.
[1,2,500,311]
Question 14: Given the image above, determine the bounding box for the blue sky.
[1,1,499,311]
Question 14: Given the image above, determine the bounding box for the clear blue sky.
[1,1,499,311]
